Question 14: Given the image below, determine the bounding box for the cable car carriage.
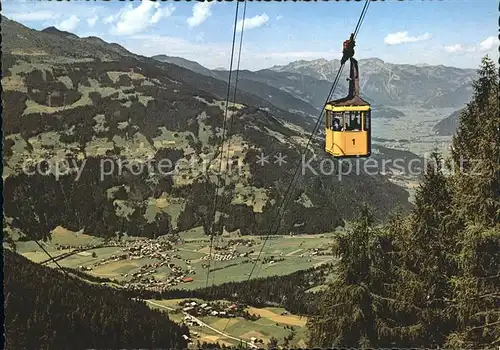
[325,35,371,158]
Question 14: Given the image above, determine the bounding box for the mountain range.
[153,55,477,116]
[2,16,413,244]
[269,58,477,108]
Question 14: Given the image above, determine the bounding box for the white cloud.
[108,2,175,35]
[58,15,80,32]
[150,5,175,24]
[384,31,431,45]
[478,36,496,52]
[87,15,99,27]
[5,11,61,22]
[444,44,468,53]
[103,15,115,24]
[276,15,283,21]
[4,1,110,28]
[443,36,498,55]
[187,2,213,28]
[4,1,116,37]
[236,14,269,32]
[124,34,228,66]
[85,8,99,28]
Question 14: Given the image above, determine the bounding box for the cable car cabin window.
[364,111,371,131]
[345,111,362,131]
[333,115,342,131]
[330,111,343,131]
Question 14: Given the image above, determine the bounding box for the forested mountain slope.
[2,17,411,242]
[3,249,189,349]
[433,108,465,136]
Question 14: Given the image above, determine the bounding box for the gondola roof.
[327,94,370,107]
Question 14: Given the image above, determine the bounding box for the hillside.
[3,249,189,349]
[2,18,413,243]
[153,55,320,117]
[153,54,405,119]
[422,84,474,109]
[153,54,219,79]
[1,16,134,60]
[2,16,311,131]
[270,58,477,108]
[41,26,79,39]
[433,108,465,136]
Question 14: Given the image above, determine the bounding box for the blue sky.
[3,0,498,70]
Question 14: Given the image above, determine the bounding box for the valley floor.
[373,107,455,156]
[12,226,334,348]
[15,226,335,291]
[372,107,457,202]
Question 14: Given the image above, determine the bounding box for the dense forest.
[307,57,500,349]
[3,249,189,349]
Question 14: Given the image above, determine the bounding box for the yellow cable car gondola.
[325,35,371,158]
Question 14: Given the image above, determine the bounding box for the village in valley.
[24,226,334,292]
[15,225,334,347]
[148,297,306,347]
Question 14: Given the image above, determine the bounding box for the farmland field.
[146,298,309,347]
[15,225,337,288]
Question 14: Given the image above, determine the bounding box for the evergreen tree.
[4,250,189,349]
[446,225,500,348]
[446,56,500,348]
[307,205,392,348]
[395,151,458,346]
[450,56,500,226]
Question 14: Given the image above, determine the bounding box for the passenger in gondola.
[332,117,342,131]
[351,116,361,130]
